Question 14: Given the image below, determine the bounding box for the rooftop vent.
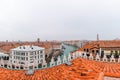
[26,69,35,75]
[65,61,72,66]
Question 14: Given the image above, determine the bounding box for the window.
[16,56,17,59]
[21,52,25,56]
[26,57,28,60]
[40,55,43,58]
[111,51,113,53]
[96,50,99,53]
[115,51,118,53]
[21,57,25,60]
[37,51,39,55]
[84,49,86,51]
[30,52,33,55]
[37,52,39,55]
[14,52,16,55]
[40,59,43,63]
[16,52,20,55]
[30,59,33,60]
[21,57,23,60]
[20,62,24,64]
[87,49,89,52]
[23,57,25,60]
[14,56,15,59]
[101,51,104,54]
[30,56,33,58]
[18,57,20,59]
[16,52,17,55]
[30,61,34,63]
[40,51,43,53]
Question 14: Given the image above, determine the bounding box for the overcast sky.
[0,0,120,41]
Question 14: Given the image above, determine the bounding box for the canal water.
[45,43,78,68]
[62,43,78,56]
[60,43,78,62]
[39,43,78,68]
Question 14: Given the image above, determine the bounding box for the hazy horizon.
[0,0,120,41]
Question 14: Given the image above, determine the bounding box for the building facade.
[80,40,120,57]
[9,45,45,69]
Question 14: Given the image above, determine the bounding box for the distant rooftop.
[11,45,45,51]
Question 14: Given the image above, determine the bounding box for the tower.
[97,34,99,41]
[37,38,40,43]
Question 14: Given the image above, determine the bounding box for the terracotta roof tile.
[80,40,120,51]
[0,58,102,80]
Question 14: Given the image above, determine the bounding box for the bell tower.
[97,34,99,41]
[37,38,40,43]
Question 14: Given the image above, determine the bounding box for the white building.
[0,52,9,57]
[9,45,45,69]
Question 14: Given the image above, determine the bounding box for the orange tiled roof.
[0,58,102,80]
[99,40,120,48]
[80,40,120,51]
[0,42,60,54]
[81,58,120,78]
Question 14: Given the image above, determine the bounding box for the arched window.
[101,51,104,54]
[115,51,118,54]
[84,49,86,51]
[87,49,89,52]
[96,50,99,53]
[111,51,113,53]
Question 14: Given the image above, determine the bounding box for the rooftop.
[11,45,45,51]
[0,41,60,53]
[0,58,105,80]
[0,52,8,56]
[80,40,120,51]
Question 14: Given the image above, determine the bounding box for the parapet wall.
[0,51,120,70]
